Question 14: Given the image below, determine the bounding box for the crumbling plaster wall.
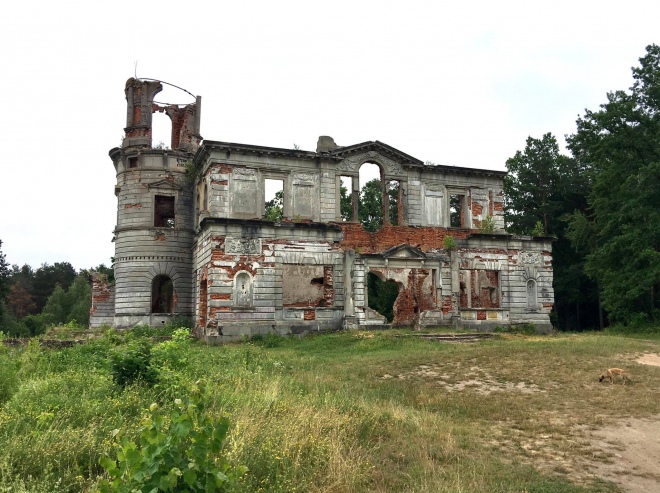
[190,142,553,336]
[192,220,345,341]
[110,149,195,328]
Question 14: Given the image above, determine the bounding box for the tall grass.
[1,327,658,491]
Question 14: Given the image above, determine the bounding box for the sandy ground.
[382,353,660,492]
[590,353,660,493]
[587,416,660,493]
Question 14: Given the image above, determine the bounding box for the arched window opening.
[367,272,399,322]
[152,275,174,313]
[526,279,538,312]
[358,163,383,231]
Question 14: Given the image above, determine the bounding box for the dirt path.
[584,354,660,492]
[587,416,660,493]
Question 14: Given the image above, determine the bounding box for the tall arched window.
[526,279,538,312]
[152,275,174,313]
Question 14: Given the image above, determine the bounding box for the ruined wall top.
[122,78,202,153]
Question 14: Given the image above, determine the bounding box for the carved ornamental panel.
[225,237,261,255]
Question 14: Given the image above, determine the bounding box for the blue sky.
[0,0,658,269]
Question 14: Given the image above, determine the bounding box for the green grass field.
[1,327,659,492]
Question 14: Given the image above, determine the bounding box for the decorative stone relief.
[232,168,257,181]
[225,237,261,255]
[471,189,488,201]
[293,172,316,186]
[336,151,404,175]
[425,183,444,197]
[520,251,542,265]
[337,156,360,172]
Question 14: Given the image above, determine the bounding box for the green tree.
[32,262,77,312]
[358,179,399,231]
[0,240,9,319]
[567,44,660,324]
[264,190,283,222]
[340,184,353,221]
[367,273,398,322]
[41,274,91,327]
[505,134,596,329]
[504,133,582,236]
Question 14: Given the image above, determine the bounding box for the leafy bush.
[98,380,246,492]
[110,338,158,388]
[0,333,19,404]
[152,328,193,371]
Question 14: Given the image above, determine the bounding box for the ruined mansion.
[90,78,554,340]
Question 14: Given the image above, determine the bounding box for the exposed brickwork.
[441,295,453,314]
[472,202,483,216]
[323,265,334,307]
[391,269,434,326]
[124,203,142,208]
[303,310,315,320]
[339,224,472,253]
[212,163,233,174]
[493,201,504,212]
[210,293,230,300]
[477,311,486,320]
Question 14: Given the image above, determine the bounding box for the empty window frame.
[154,195,175,228]
[339,176,354,221]
[449,194,466,228]
[264,179,284,221]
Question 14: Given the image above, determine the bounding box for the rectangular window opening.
[128,157,138,169]
[450,194,465,228]
[154,195,175,228]
[339,176,353,221]
[264,179,284,221]
[387,180,400,225]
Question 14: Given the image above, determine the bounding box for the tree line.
[3,46,659,333]
[0,244,112,336]
[505,44,660,329]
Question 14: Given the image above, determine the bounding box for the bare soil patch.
[380,358,660,492]
[382,363,548,394]
[635,353,660,367]
[587,415,660,493]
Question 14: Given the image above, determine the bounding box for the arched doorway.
[152,275,174,313]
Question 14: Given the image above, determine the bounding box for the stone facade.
[91,78,555,338]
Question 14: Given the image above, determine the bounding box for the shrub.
[110,338,158,388]
[152,328,193,371]
[478,215,496,233]
[98,380,246,492]
[443,235,457,251]
[0,333,19,404]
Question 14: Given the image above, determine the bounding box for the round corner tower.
[109,78,202,328]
